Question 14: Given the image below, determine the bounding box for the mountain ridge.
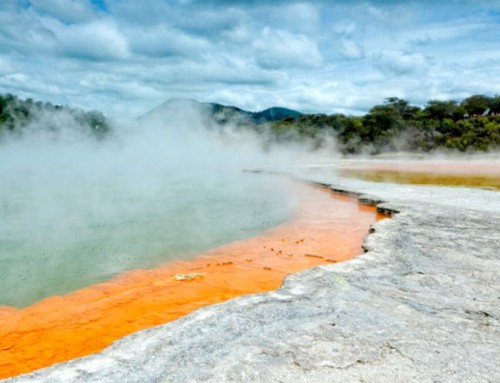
[142,98,302,124]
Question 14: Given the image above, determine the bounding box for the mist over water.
[0,103,298,308]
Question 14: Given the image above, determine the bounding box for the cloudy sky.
[0,0,499,118]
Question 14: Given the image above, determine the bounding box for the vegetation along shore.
[1,94,499,154]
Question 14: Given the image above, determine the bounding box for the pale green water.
[0,170,291,308]
[0,115,296,308]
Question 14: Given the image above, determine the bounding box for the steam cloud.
[0,101,332,307]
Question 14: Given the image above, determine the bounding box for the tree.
[488,95,500,115]
[0,94,112,140]
[423,100,458,120]
[461,95,490,116]
[384,97,420,119]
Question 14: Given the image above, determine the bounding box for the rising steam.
[0,100,331,307]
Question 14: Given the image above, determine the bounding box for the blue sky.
[0,0,499,118]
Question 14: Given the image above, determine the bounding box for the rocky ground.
[5,173,500,383]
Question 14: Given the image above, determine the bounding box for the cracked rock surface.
[5,175,500,383]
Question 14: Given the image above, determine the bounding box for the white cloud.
[334,22,357,37]
[222,25,253,44]
[175,7,246,35]
[422,21,488,42]
[0,7,56,55]
[29,0,96,22]
[277,2,321,32]
[373,50,430,75]
[4,73,29,83]
[140,55,288,88]
[366,4,387,19]
[338,39,364,60]
[49,20,129,60]
[0,72,62,98]
[103,0,173,26]
[126,26,209,57]
[252,28,323,69]
[0,57,14,74]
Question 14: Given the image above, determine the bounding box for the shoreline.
[4,169,499,382]
[301,158,500,190]
[0,180,383,379]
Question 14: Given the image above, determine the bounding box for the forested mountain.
[141,98,302,125]
[209,103,302,124]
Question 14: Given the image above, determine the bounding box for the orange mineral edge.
[0,181,387,379]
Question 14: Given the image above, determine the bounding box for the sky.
[0,0,499,118]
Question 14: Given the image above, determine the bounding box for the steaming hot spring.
[0,105,387,378]
[2,102,498,379]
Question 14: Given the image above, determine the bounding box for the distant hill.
[140,98,302,125]
[253,107,302,123]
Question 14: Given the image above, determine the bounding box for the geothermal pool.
[1,112,346,378]
[337,158,500,190]
[0,179,384,378]
[0,171,292,308]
